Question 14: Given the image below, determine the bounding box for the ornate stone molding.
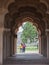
[4,0,48,34]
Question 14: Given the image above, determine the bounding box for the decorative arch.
[3,0,48,61]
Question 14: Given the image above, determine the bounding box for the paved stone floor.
[14,53,45,59]
[3,64,49,65]
[3,53,49,65]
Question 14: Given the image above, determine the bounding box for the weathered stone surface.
[1,0,49,65]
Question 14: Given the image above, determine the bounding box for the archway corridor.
[3,17,49,64]
[1,0,49,65]
[3,11,49,65]
[3,15,49,65]
[12,21,42,60]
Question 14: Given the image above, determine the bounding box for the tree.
[21,22,38,43]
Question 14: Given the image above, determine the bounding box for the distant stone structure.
[17,32,22,46]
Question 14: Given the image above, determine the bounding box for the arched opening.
[3,1,48,62]
[3,1,48,64]
[4,12,47,61]
[15,22,40,54]
[12,19,44,60]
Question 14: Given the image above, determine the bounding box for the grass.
[17,45,39,53]
[26,47,38,51]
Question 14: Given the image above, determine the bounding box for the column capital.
[45,29,49,36]
[0,27,4,32]
[45,29,49,32]
[0,27,11,32]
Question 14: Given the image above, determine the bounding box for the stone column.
[13,37,17,54]
[6,31,11,58]
[3,31,7,60]
[0,28,3,65]
[3,29,11,60]
[41,33,47,57]
[47,32,49,58]
[3,31,15,57]
[46,21,49,58]
[39,34,41,54]
[13,34,17,54]
[10,33,14,56]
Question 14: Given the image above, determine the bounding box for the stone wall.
[0,0,49,65]
[0,10,7,64]
[0,28,3,65]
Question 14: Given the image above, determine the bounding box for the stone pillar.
[39,35,41,54]
[46,21,49,58]
[3,29,11,60]
[14,37,17,54]
[41,33,47,57]
[10,34,17,55]
[6,31,11,58]
[10,34,14,56]
[3,31,7,60]
[47,32,49,58]
[0,28,3,65]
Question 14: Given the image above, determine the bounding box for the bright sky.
[18,22,26,32]
[18,26,23,32]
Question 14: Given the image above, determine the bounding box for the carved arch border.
[4,0,49,37]
[3,0,49,59]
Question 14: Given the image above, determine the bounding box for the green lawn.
[26,46,38,51]
[17,45,38,53]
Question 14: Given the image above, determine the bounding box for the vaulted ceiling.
[0,0,49,13]
[0,0,49,28]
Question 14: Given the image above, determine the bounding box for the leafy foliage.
[21,22,38,43]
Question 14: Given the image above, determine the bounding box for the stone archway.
[3,0,48,61]
[10,11,46,56]
[14,17,41,54]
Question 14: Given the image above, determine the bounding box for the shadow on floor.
[3,53,49,65]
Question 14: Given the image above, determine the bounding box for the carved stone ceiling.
[0,0,14,14]
[0,0,49,13]
[0,0,49,27]
[0,0,14,27]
